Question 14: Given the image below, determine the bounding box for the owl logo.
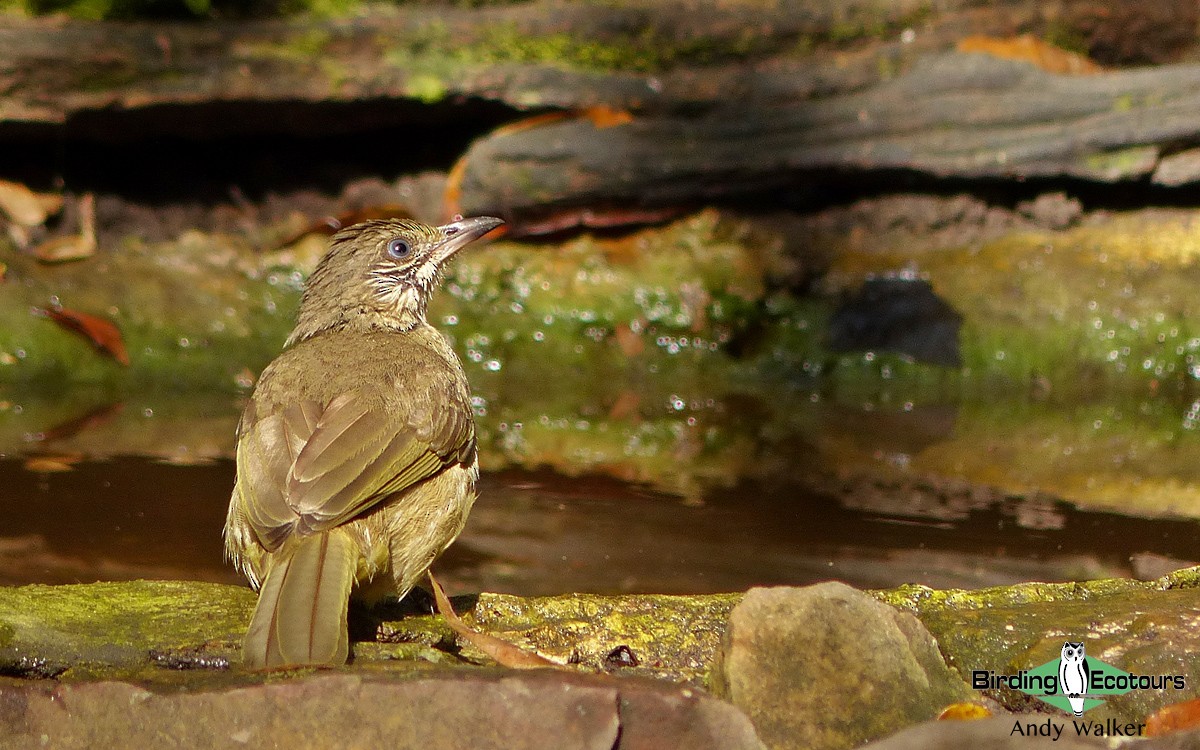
[1059,642,1090,716]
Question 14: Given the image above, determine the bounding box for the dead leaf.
[428,572,559,669]
[24,453,84,473]
[937,702,993,721]
[36,306,130,366]
[442,107,631,223]
[442,151,471,222]
[613,324,645,357]
[582,105,634,129]
[0,180,63,227]
[32,234,96,263]
[32,193,95,263]
[513,206,684,237]
[957,35,1103,75]
[1147,697,1200,736]
[608,390,642,420]
[27,402,125,443]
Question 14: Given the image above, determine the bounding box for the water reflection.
[2,458,1196,593]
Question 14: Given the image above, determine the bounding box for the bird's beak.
[433,216,504,264]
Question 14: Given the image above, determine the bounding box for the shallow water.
[3,456,1196,594]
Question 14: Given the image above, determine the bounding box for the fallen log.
[454,51,1200,226]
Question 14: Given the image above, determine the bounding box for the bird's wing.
[237,389,473,549]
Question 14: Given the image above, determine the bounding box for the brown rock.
[712,583,973,750]
[857,716,1107,749]
[0,670,763,750]
[860,716,1200,750]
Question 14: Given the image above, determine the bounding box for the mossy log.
[5,1,1200,221]
[0,0,956,123]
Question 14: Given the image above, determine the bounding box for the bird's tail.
[242,529,357,669]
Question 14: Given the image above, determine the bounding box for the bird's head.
[288,216,503,343]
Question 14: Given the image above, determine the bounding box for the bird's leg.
[427,571,559,669]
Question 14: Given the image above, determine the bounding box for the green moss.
[1042,19,1091,56]
[381,11,792,78]
[380,591,743,686]
[1080,146,1158,180]
[0,581,253,678]
[875,575,1200,722]
[0,238,297,392]
[826,216,1200,397]
[12,211,1200,502]
[244,27,334,60]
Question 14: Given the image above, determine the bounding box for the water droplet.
[484,359,502,372]
[143,408,154,418]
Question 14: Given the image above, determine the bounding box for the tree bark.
[454,52,1200,225]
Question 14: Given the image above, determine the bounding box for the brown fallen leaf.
[957,35,1103,75]
[24,453,84,474]
[1147,697,1200,736]
[0,179,63,227]
[607,389,642,421]
[27,402,125,443]
[32,193,96,263]
[582,105,634,129]
[937,702,993,721]
[35,306,131,366]
[511,206,684,238]
[428,572,559,669]
[612,324,645,358]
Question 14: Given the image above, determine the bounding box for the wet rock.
[0,671,763,750]
[1152,148,1200,186]
[0,581,739,687]
[1017,192,1082,230]
[1130,552,1199,581]
[0,581,250,680]
[384,591,741,687]
[711,583,973,750]
[885,574,1200,725]
[827,278,963,366]
[861,716,1200,749]
[856,716,1115,749]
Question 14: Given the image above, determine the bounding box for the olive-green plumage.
[224,215,502,669]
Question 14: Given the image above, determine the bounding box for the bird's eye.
[387,238,411,258]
